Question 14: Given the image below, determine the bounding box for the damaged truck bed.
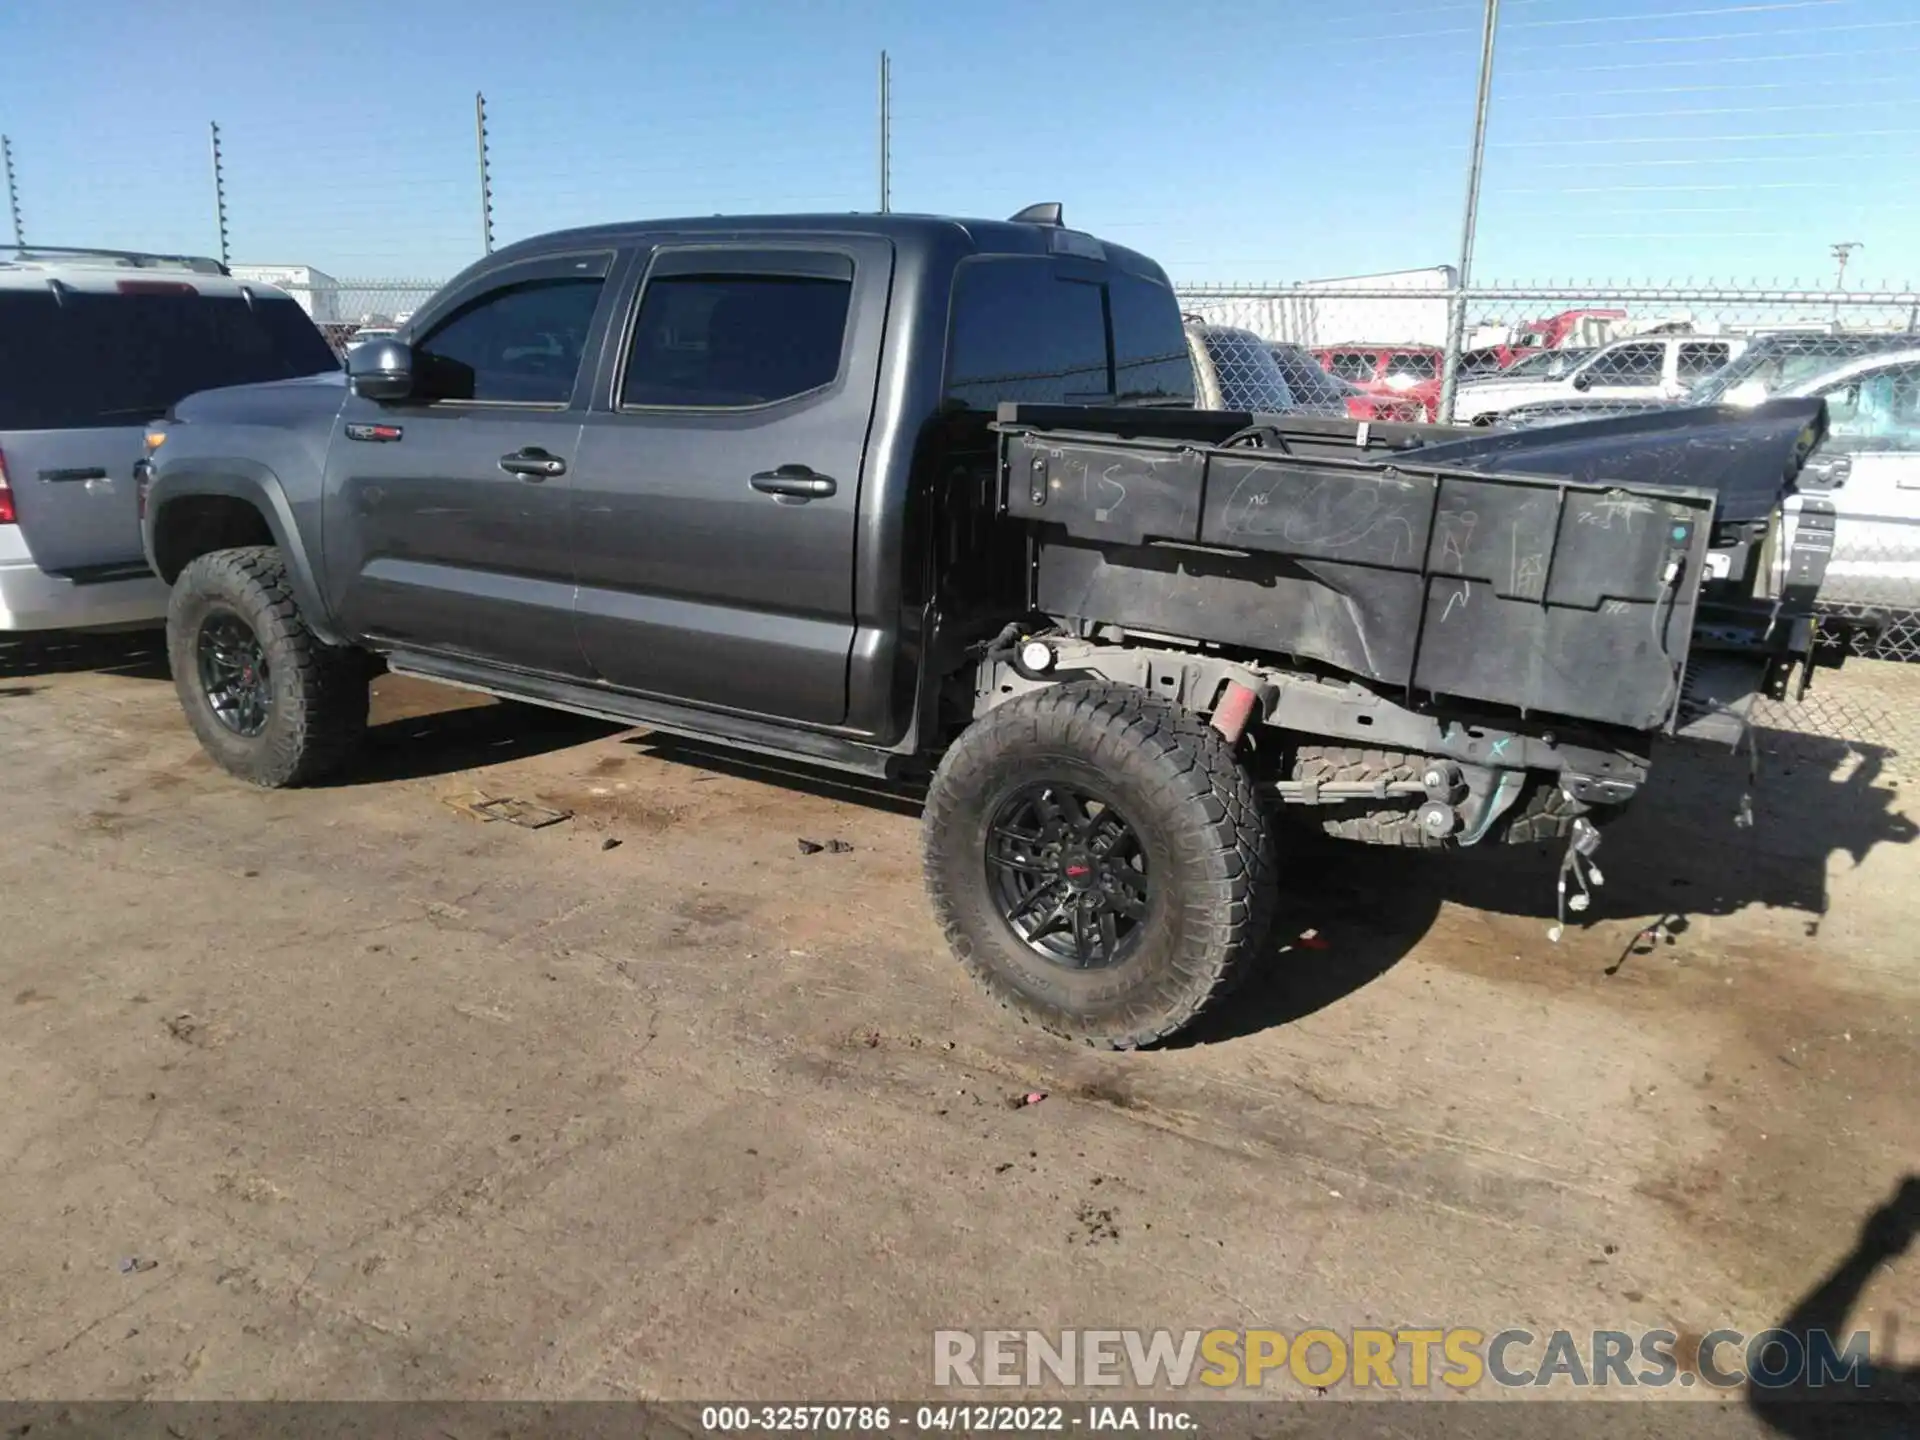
[986,397,1843,866]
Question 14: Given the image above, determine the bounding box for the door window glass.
[1822,362,1920,451]
[1677,342,1731,381]
[620,272,852,408]
[416,277,604,403]
[1582,342,1665,384]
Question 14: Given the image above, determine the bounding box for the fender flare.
[144,459,347,648]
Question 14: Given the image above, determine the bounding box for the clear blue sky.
[2,0,1915,286]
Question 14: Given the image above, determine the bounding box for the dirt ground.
[2,629,1916,1422]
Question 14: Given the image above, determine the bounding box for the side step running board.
[383,652,900,779]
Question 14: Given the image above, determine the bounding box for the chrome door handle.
[750,465,836,501]
[499,448,568,480]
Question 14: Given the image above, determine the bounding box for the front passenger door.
[323,252,615,676]
[1808,359,1920,613]
[1575,341,1666,403]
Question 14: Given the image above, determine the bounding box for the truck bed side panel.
[1006,428,1718,731]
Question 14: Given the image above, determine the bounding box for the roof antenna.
[1009,202,1063,227]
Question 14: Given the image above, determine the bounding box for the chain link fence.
[273,279,446,358]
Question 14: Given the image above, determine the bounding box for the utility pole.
[208,122,231,268]
[1436,0,1500,426]
[877,50,891,214]
[476,92,495,254]
[1830,241,1861,320]
[1830,241,1861,290]
[2,135,22,247]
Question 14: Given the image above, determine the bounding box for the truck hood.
[169,369,348,427]
[1411,397,1828,523]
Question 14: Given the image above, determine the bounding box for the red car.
[1314,344,1445,422]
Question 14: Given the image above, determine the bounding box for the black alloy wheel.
[985,781,1151,970]
[196,610,272,737]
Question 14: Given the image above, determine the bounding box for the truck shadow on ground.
[621,733,929,816]
[0,626,171,683]
[1745,1174,1920,1437]
[628,726,1916,1047]
[340,689,623,786]
[1185,731,1918,1044]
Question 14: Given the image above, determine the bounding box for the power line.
[1552,39,1920,72]
[1507,153,1917,171]
[1570,73,1914,97]
[1509,0,1842,29]
[1538,97,1913,122]
[1509,16,1920,54]
[1494,125,1920,147]
[1506,181,1907,194]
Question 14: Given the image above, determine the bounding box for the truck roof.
[481,211,1173,283]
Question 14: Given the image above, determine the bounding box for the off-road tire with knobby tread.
[1290,744,1602,848]
[167,546,368,788]
[923,681,1278,1049]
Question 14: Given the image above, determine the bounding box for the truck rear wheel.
[923,682,1277,1049]
[167,546,368,788]
[1289,745,1598,848]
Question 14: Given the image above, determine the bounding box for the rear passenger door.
[567,239,892,725]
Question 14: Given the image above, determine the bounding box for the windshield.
[1504,348,1591,379]
[1384,351,1439,382]
[1199,328,1295,410]
[1268,344,1352,404]
[1689,340,1913,403]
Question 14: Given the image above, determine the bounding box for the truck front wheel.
[167,546,368,788]
[923,682,1277,1049]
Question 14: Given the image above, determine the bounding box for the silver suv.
[1,246,339,631]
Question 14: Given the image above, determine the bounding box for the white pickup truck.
[1456,333,1744,425]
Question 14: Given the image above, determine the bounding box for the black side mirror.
[1571,372,1593,391]
[347,338,415,402]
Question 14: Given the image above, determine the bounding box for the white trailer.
[1179,266,1457,348]
[230,264,343,325]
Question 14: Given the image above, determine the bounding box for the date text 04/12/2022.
[918,1406,1195,1432]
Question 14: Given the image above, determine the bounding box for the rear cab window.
[0,285,339,430]
[1385,351,1439,382]
[944,258,1193,409]
[1327,351,1377,384]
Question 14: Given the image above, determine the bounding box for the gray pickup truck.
[141,207,1845,1047]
